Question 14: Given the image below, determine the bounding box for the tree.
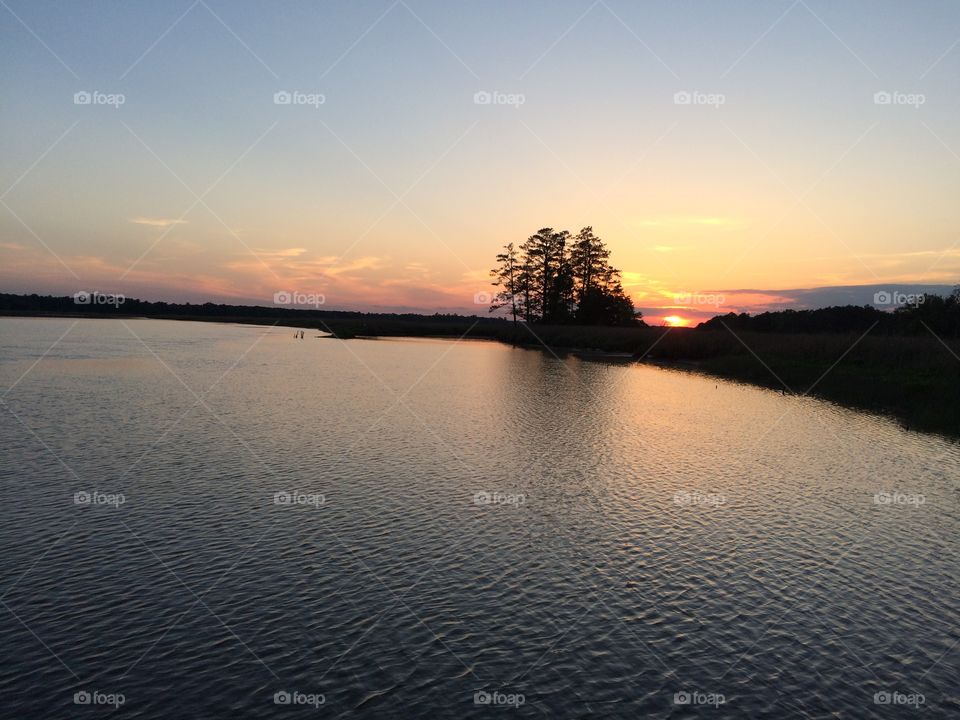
[569,226,610,304]
[516,247,538,323]
[520,228,574,323]
[489,242,520,325]
[489,226,640,327]
[520,228,552,323]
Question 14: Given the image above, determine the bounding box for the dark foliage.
[698,288,960,337]
[0,293,508,326]
[489,226,642,327]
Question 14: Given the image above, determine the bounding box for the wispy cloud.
[129,217,188,228]
[252,247,309,259]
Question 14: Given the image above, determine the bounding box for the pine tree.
[489,226,639,327]
[569,226,610,305]
[489,242,520,325]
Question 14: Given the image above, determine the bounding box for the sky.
[2,0,960,325]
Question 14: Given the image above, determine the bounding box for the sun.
[663,315,687,327]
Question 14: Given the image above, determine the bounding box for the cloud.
[770,284,956,309]
[130,217,187,228]
[404,261,430,275]
[637,283,959,328]
[252,247,309,259]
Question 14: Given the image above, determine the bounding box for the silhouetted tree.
[569,226,610,304]
[696,286,960,337]
[489,242,520,325]
[490,226,639,327]
[521,228,572,323]
[516,247,538,323]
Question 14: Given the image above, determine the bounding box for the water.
[0,317,957,718]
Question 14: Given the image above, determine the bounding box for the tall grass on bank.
[9,309,957,437]
[294,316,960,436]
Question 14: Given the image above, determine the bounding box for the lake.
[0,318,956,718]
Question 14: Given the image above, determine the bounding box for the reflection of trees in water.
[489,348,629,552]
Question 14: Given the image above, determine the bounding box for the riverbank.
[4,310,958,438]
[153,314,960,437]
[292,315,960,438]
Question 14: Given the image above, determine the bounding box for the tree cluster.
[0,293,507,326]
[489,227,639,326]
[698,287,960,337]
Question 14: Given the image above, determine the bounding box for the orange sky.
[2,1,959,323]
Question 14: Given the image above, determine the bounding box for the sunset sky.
[2,0,959,325]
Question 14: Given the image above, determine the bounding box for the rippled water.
[0,317,957,718]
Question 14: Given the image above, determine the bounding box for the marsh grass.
[300,317,960,437]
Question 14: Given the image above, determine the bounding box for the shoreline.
[4,311,958,440]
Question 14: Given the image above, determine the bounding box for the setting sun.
[3,2,959,717]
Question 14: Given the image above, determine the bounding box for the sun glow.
[663,315,687,327]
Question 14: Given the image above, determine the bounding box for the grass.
[295,316,960,437]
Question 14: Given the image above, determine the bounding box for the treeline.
[0,293,508,325]
[699,288,960,336]
[489,227,640,327]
